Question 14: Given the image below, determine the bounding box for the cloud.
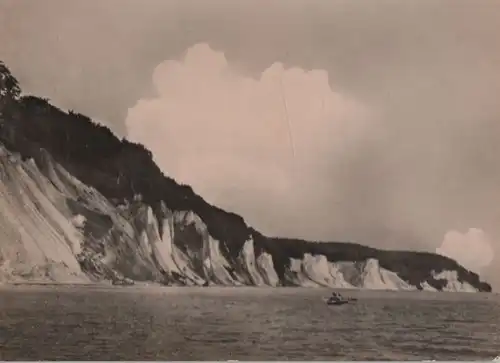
[125,43,371,236]
[436,228,495,274]
[125,43,498,283]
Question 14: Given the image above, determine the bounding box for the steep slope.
[336,259,416,290]
[0,61,492,292]
[0,146,87,283]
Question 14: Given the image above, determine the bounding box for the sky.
[1,0,500,287]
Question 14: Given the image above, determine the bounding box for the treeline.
[252,232,490,290]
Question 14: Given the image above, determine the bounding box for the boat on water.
[326,298,349,306]
[325,292,355,305]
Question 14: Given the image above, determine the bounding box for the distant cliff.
[0,61,492,292]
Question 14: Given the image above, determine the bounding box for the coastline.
[0,281,494,295]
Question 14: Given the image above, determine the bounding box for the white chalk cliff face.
[0,146,87,283]
[431,270,478,293]
[0,143,485,292]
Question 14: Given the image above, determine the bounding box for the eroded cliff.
[0,61,492,292]
[0,143,490,292]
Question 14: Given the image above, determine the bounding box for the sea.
[0,285,499,361]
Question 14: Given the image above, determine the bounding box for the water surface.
[0,286,499,360]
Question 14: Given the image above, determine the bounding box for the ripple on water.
[0,287,499,360]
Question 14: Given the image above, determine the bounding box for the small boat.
[325,292,355,305]
[326,298,349,306]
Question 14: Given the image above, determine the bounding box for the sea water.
[0,285,499,360]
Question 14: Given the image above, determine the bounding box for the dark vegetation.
[0,61,491,292]
[252,231,491,291]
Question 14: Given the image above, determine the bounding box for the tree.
[0,61,21,100]
[0,61,22,122]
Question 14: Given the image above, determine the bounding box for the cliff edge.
[0,61,491,292]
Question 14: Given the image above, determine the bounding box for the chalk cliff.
[0,61,491,292]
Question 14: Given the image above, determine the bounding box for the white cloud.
[125,43,370,236]
[436,228,495,274]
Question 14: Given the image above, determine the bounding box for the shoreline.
[0,281,494,294]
